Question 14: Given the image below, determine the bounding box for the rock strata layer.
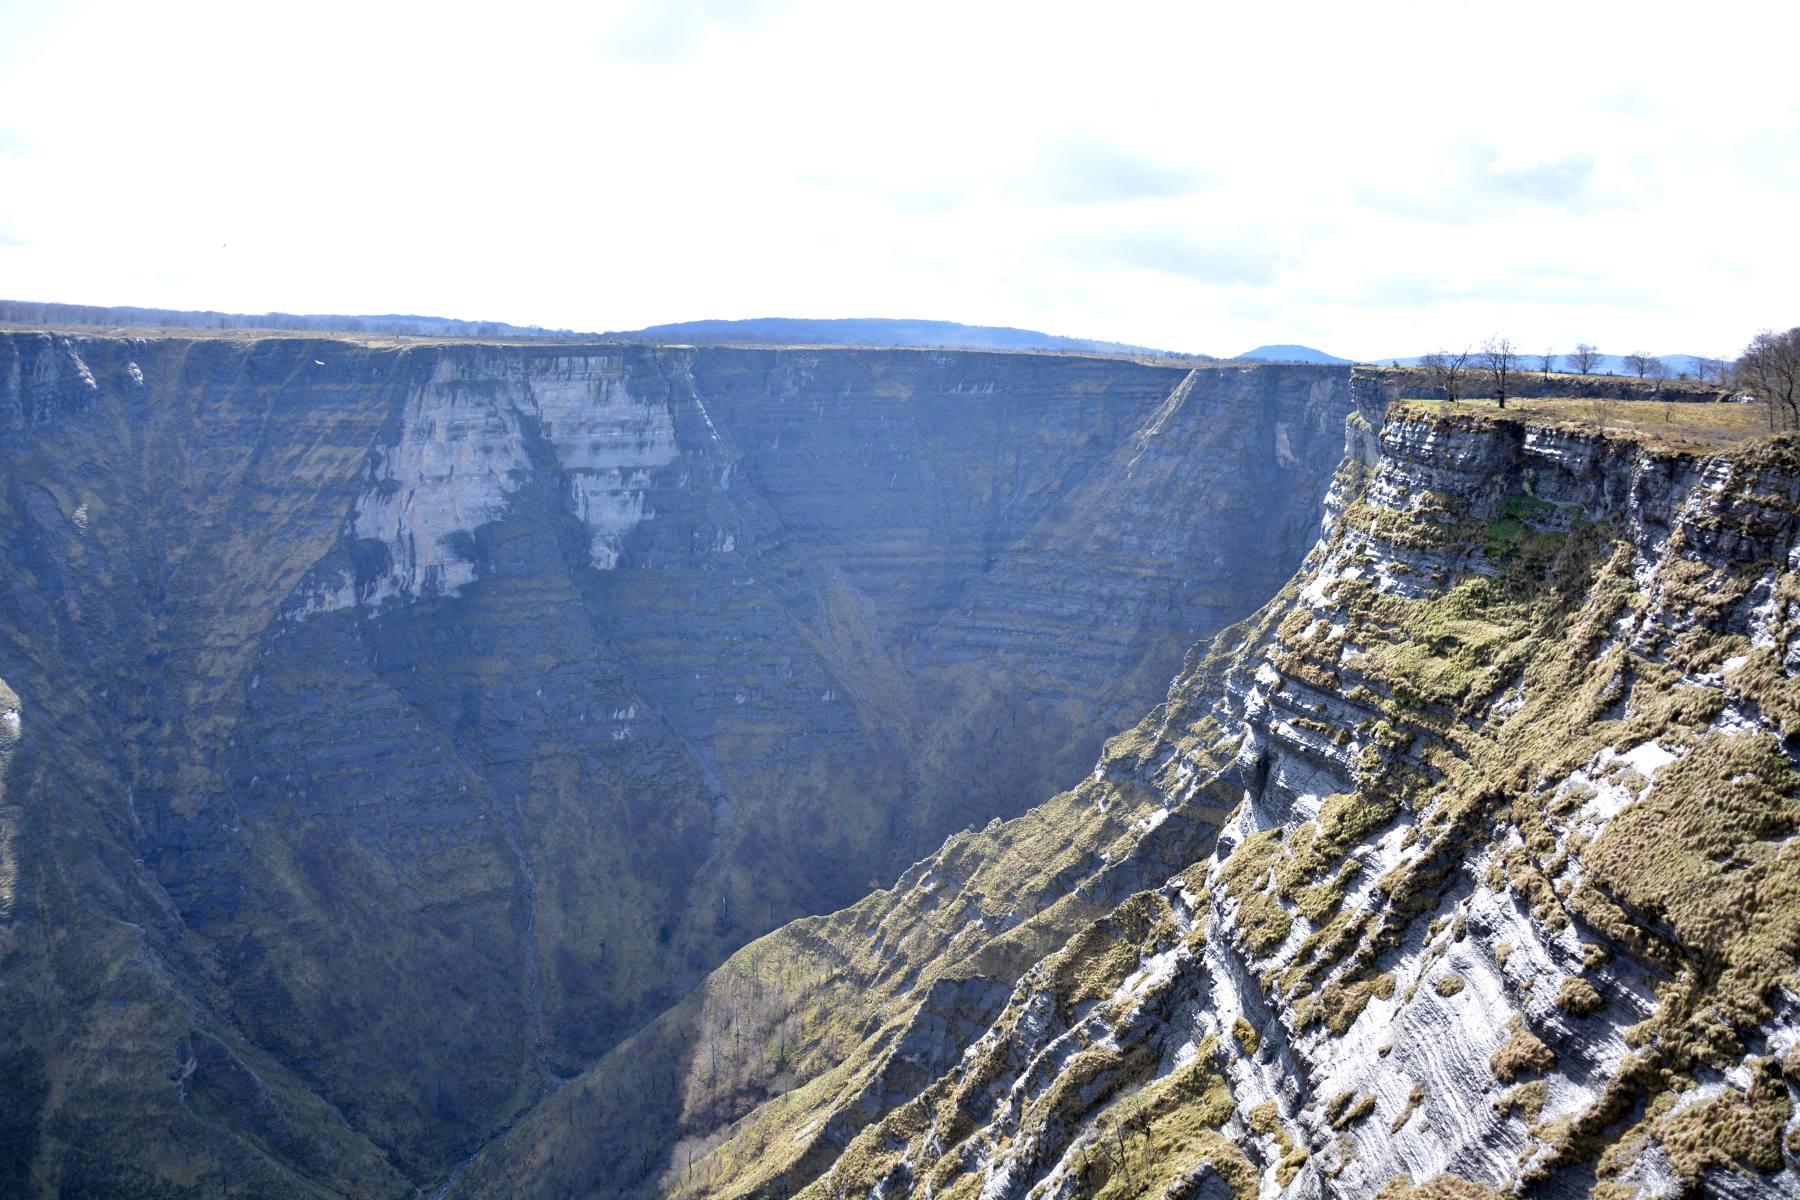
[454,376,1800,1200]
[0,332,1351,1195]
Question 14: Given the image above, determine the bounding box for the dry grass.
[1389,395,1785,454]
[1490,1027,1556,1082]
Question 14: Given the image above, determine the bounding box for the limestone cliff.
[454,377,1800,1199]
[0,332,1351,1196]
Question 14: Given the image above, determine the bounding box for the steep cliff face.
[0,331,1351,1195]
[456,380,1800,1199]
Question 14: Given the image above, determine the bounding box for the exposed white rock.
[0,677,18,923]
[621,392,1800,1200]
[297,354,678,614]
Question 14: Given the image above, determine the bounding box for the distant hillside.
[1235,343,1351,364]
[609,316,1189,357]
[0,299,583,339]
[2,303,1199,358]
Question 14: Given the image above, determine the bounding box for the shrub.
[1490,1028,1556,1082]
[1557,977,1604,1017]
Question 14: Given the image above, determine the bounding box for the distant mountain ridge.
[2,303,1198,359]
[1235,343,1352,364]
[0,304,1729,379]
[0,298,581,339]
[608,316,1190,357]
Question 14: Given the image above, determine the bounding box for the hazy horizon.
[1,1,1793,360]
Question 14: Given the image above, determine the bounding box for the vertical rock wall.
[455,395,1800,1200]
[0,333,1354,1195]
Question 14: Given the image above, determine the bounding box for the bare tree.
[1570,344,1602,374]
[1622,352,1662,380]
[1692,356,1728,384]
[1483,336,1519,408]
[1738,328,1800,430]
[1539,349,1556,380]
[1421,347,1472,402]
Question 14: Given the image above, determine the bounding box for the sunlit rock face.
[0,332,1353,1195]
[453,381,1800,1200]
[299,352,680,613]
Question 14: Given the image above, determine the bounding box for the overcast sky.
[1,0,1795,359]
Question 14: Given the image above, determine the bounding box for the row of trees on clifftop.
[1419,338,1527,407]
[1421,339,1697,409]
[1418,329,1800,426]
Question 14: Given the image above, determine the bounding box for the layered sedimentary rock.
[457,378,1800,1199]
[0,331,1351,1195]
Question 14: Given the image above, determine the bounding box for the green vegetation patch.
[1354,575,1545,716]
[1493,1080,1547,1124]
[1045,1038,1255,1200]
[1391,1080,1426,1132]
[1651,1060,1792,1180]
[1325,1089,1377,1129]
[1484,493,1561,564]
[1248,1099,1310,1187]
[1572,731,1800,1064]
[1218,829,1293,955]
[1307,970,1395,1036]
[1373,1174,1502,1200]
[1556,977,1604,1017]
[1490,1027,1556,1082]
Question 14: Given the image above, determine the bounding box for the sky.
[0,0,1795,360]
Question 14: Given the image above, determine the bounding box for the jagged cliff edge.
[456,373,1800,1199]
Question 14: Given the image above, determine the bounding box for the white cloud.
[1051,216,1281,286]
[1009,132,1215,206]
[1357,142,1616,225]
[0,0,1794,359]
[601,0,798,64]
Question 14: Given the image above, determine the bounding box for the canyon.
[452,375,1800,1200]
[0,331,1350,1197]
[3,330,1797,1198]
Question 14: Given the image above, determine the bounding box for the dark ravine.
[0,331,1353,1196]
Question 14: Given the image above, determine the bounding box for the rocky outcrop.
[296,351,679,612]
[1169,404,1800,1200]
[455,385,1800,1199]
[0,330,102,427]
[0,332,1352,1195]
[10,329,1796,1199]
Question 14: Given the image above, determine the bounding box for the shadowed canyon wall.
[0,332,1352,1195]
